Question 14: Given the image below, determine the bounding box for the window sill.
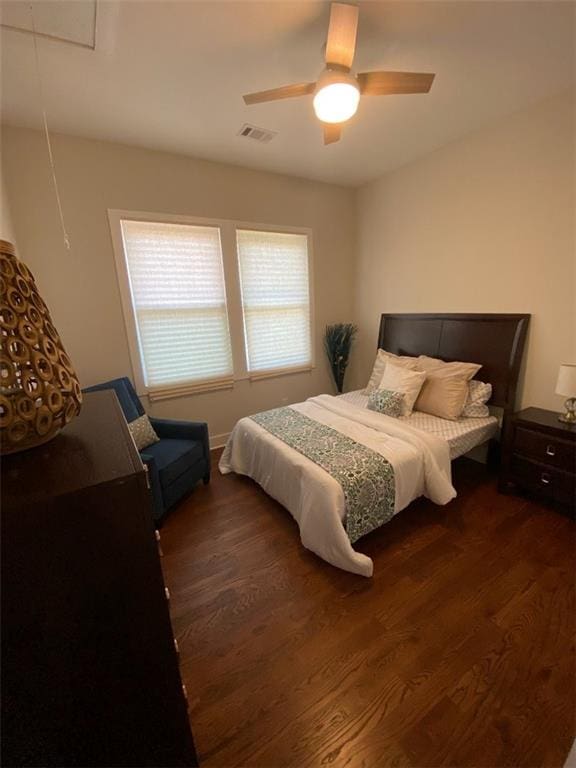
[142,365,314,401]
[146,377,234,402]
[248,365,314,382]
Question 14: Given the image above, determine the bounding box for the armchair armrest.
[150,418,209,460]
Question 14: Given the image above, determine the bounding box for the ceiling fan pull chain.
[29,3,71,253]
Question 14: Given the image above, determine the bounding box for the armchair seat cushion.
[142,438,205,489]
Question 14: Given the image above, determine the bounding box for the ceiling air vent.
[237,124,277,144]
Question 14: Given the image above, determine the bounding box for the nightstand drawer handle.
[545,445,556,457]
[541,472,551,485]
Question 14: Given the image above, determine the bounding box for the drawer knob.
[165,586,171,601]
[541,472,551,485]
[545,445,556,457]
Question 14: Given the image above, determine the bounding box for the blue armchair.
[83,378,210,525]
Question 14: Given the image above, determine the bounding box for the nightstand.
[500,407,575,511]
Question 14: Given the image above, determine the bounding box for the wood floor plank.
[161,451,575,767]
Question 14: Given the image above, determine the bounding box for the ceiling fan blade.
[243,82,316,105]
[357,71,435,95]
[323,123,342,145]
[325,2,359,70]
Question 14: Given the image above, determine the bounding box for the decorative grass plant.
[324,323,357,394]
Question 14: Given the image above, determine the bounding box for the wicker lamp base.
[0,239,82,454]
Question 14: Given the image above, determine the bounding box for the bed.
[220,313,530,577]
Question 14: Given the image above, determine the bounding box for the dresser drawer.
[510,455,575,507]
[514,427,575,472]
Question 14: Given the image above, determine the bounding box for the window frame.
[108,209,315,399]
[235,225,315,381]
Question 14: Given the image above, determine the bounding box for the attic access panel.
[1,0,97,49]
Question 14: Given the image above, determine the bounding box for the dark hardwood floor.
[161,450,575,768]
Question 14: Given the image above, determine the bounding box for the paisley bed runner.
[250,406,395,543]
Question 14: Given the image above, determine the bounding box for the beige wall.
[1,138,16,245]
[351,91,575,412]
[3,89,574,438]
[2,127,356,442]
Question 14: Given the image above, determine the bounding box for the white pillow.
[379,362,427,416]
[417,355,481,380]
[462,380,492,418]
[366,350,419,393]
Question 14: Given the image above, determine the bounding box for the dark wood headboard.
[378,313,530,412]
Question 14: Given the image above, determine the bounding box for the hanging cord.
[29,4,71,252]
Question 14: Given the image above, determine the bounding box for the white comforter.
[219,394,456,577]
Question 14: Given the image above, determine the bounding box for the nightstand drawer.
[514,427,575,472]
[511,455,575,507]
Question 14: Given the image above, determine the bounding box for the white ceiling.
[1,1,574,186]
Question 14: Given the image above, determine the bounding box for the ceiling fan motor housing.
[315,67,358,91]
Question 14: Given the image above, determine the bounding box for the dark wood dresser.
[1,390,198,767]
[500,407,576,512]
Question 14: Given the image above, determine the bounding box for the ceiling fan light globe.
[313,82,360,124]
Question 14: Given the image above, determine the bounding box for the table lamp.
[556,364,576,424]
[0,240,82,454]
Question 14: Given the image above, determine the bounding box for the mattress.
[338,390,499,459]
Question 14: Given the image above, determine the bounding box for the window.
[236,230,312,374]
[110,211,313,398]
[119,220,233,396]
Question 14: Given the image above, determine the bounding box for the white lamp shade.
[313,83,360,123]
[555,364,576,396]
[313,69,360,124]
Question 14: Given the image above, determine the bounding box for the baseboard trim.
[210,432,230,450]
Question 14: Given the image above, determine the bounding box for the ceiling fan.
[243,2,435,145]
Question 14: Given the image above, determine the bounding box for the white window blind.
[236,229,311,374]
[120,220,233,393]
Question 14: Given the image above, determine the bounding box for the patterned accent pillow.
[128,414,160,451]
[462,380,492,418]
[367,388,405,418]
